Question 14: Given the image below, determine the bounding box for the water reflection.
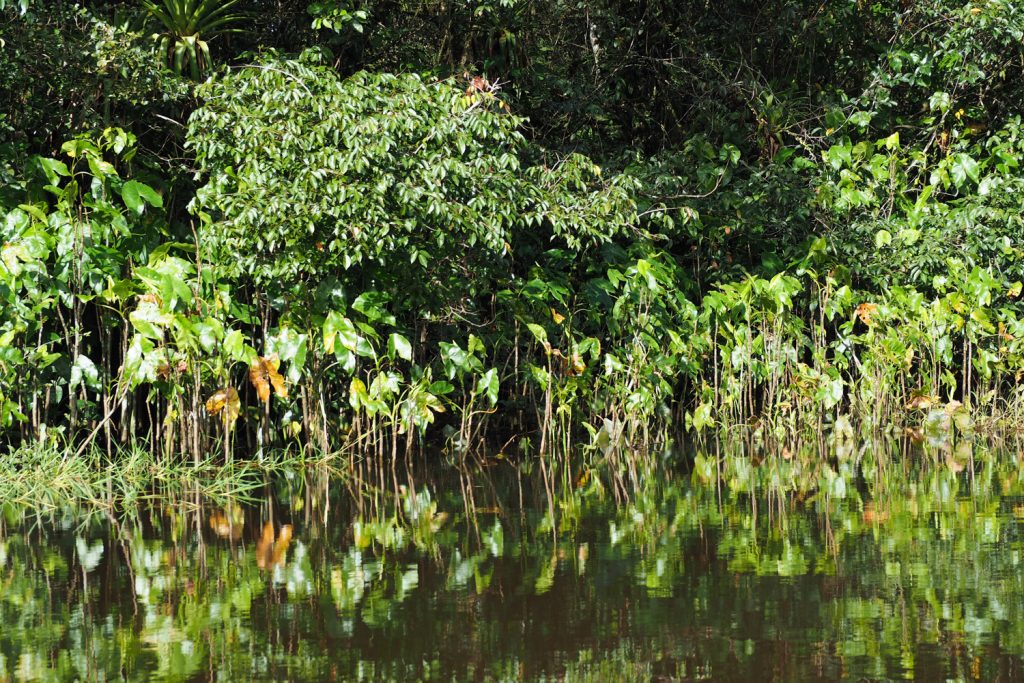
[2,440,1024,681]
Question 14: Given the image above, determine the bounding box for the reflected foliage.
[3,442,1024,680]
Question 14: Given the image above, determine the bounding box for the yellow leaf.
[855,302,878,325]
[249,354,288,403]
[205,387,240,429]
[904,394,936,411]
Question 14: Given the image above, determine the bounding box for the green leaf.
[36,157,70,186]
[428,380,454,395]
[121,180,162,215]
[121,181,144,214]
[897,228,920,245]
[70,354,100,390]
[526,323,548,345]
[928,91,950,113]
[349,377,369,410]
[224,329,245,360]
[476,368,500,406]
[16,203,48,224]
[848,110,873,128]
[388,332,412,361]
[86,155,117,179]
[951,154,980,187]
[636,259,658,290]
[194,318,223,353]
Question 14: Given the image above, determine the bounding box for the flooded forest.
[3,1,1024,680]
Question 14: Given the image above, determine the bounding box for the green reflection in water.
[2,441,1024,681]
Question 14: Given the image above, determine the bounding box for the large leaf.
[121,180,163,215]
[476,368,500,406]
[249,354,288,402]
[205,387,241,429]
[70,355,101,390]
[388,333,412,361]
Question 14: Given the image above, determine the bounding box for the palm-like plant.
[140,0,248,79]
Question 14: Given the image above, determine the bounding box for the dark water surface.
[3,449,1024,681]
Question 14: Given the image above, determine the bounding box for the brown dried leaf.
[272,524,293,567]
[209,509,243,540]
[862,502,889,525]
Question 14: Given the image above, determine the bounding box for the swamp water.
[2,442,1024,681]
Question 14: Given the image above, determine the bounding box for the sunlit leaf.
[349,377,368,410]
[388,333,412,361]
[249,354,287,402]
[70,355,101,391]
[476,368,500,406]
[904,394,937,411]
[855,303,878,326]
[205,387,241,429]
[121,180,163,215]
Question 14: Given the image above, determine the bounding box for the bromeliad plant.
[141,0,248,79]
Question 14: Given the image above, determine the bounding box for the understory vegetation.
[3,0,1024,485]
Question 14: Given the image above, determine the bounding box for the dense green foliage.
[2,0,1024,475]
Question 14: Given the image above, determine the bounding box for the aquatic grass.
[0,440,329,513]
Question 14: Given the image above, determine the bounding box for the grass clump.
[0,440,318,513]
